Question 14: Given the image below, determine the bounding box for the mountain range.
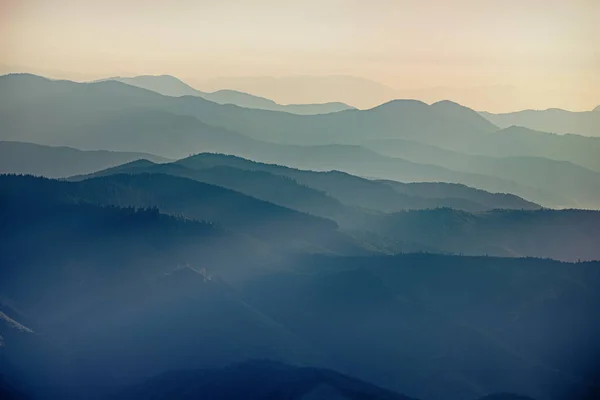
[5,74,600,208]
[2,70,600,400]
[100,75,354,115]
[199,76,598,114]
[73,153,540,215]
[199,75,399,109]
[6,161,599,261]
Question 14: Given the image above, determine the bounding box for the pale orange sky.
[1,0,599,111]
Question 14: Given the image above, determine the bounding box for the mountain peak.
[370,99,429,111]
[104,75,203,97]
[120,158,158,168]
[594,105,600,112]
[1,72,50,80]
[430,99,498,131]
[431,99,463,107]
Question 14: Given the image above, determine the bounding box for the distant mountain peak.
[594,105,600,112]
[370,99,429,111]
[104,74,185,82]
[430,99,478,112]
[431,99,463,107]
[100,75,203,98]
[120,159,158,168]
[430,99,499,130]
[2,72,48,80]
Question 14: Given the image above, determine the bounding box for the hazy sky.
[2,0,599,111]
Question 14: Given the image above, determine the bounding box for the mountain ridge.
[480,107,600,137]
[98,74,355,115]
[71,154,540,227]
[4,73,598,208]
[0,77,564,206]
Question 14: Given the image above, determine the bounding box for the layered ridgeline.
[480,106,600,137]
[3,139,567,209]
[2,74,600,208]
[0,174,367,259]
[67,155,600,261]
[73,153,540,214]
[3,171,599,261]
[97,75,355,115]
[3,172,580,263]
[363,138,600,210]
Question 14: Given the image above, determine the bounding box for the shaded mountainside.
[64,157,600,261]
[101,75,354,114]
[0,202,252,315]
[53,268,321,380]
[1,181,598,400]
[0,141,169,178]
[0,200,325,387]
[73,161,365,227]
[1,269,319,398]
[0,174,371,257]
[379,180,540,211]
[480,108,600,138]
[119,360,541,400]
[117,360,417,400]
[365,208,600,261]
[7,172,600,261]
[241,254,600,400]
[0,308,87,400]
[5,230,599,400]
